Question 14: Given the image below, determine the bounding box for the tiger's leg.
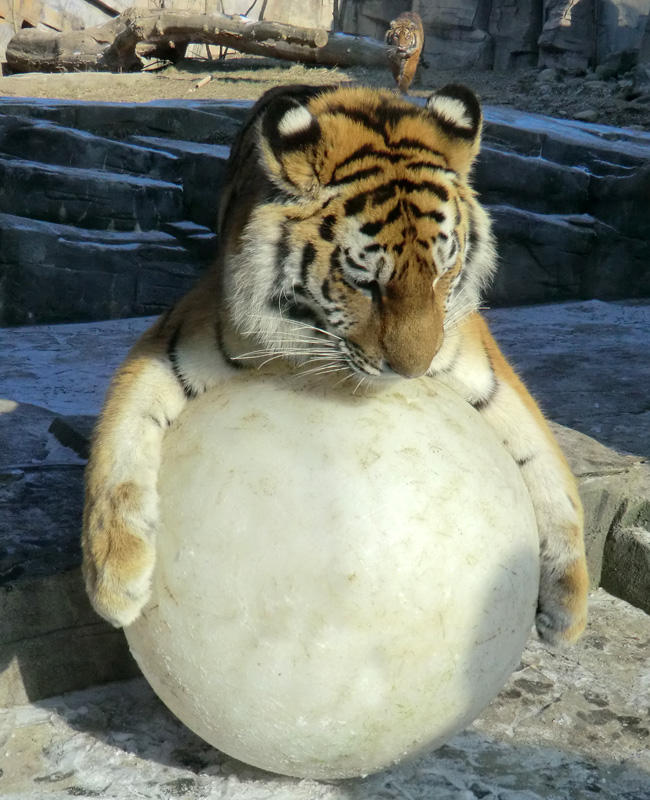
[82,279,230,627]
[400,56,419,94]
[433,312,588,646]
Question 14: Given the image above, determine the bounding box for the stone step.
[487,205,650,304]
[482,106,650,176]
[127,135,230,229]
[0,155,184,232]
[0,114,183,183]
[0,213,209,325]
[0,98,247,144]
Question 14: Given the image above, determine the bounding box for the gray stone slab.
[484,300,650,459]
[487,208,596,305]
[127,135,230,228]
[0,98,243,144]
[475,146,591,215]
[0,156,184,232]
[0,213,206,325]
[0,114,183,183]
[482,106,650,175]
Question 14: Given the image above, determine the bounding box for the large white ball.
[125,372,539,780]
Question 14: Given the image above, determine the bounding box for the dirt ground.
[1,55,649,131]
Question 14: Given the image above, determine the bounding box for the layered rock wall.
[0,97,648,325]
[344,0,650,72]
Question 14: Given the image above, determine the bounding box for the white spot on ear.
[427,96,473,131]
[277,106,314,137]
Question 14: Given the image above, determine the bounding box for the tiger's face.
[221,86,495,381]
[386,19,420,57]
[385,11,424,60]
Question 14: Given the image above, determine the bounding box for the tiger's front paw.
[82,482,157,628]
[536,555,589,646]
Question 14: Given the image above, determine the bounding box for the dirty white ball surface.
[125,373,539,780]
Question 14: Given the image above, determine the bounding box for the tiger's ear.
[425,84,483,179]
[258,86,327,197]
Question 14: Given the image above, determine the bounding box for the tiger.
[385,11,425,95]
[81,84,588,647]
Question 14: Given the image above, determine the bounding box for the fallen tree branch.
[5,7,387,74]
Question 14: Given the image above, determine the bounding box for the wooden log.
[5,8,386,74]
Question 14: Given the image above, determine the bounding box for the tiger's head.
[218,85,495,381]
[385,12,424,57]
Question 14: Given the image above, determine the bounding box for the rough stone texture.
[0,589,648,799]
[538,0,596,72]
[601,465,650,614]
[1,301,648,709]
[597,0,650,63]
[0,97,247,144]
[0,113,182,182]
[0,108,230,325]
[538,0,650,71]
[488,0,542,70]
[478,107,650,305]
[422,27,494,71]
[0,157,184,232]
[0,98,649,324]
[0,213,209,325]
[126,136,230,229]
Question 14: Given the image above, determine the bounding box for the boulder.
[538,0,595,72]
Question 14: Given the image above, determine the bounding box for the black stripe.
[300,241,317,284]
[371,178,449,203]
[394,137,444,153]
[333,144,437,175]
[319,215,337,242]
[406,159,454,174]
[360,220,383,237]
[275,223,291,285]
[407,202,446,224]
[330,246,342,274]
[330,166,383,186]
[344,194,367,216]
[466,214,479,262]
[167,327,198,398]
[516,455,534,468]
[321,278,333,303]
[371,183,398,207]
[385,204,402,225]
